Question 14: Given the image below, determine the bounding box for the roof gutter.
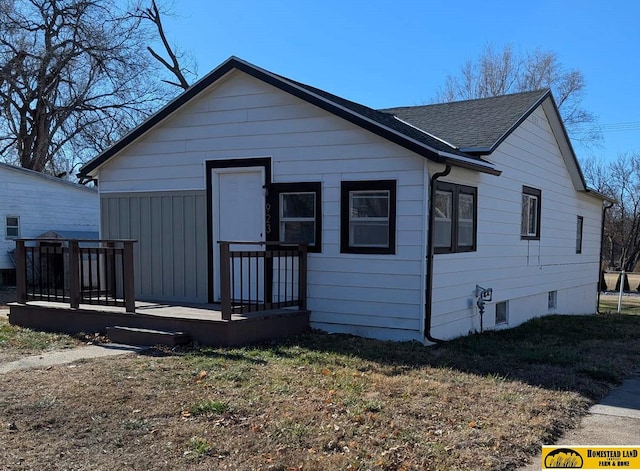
[425,164,452,344]
[440,153,502,176]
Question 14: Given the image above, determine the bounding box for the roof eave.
[459,147,492,155]
[80,56,458,178]
[439,152,501,176]
[585,188,616,204]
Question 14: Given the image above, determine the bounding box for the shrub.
[600,271,608,291]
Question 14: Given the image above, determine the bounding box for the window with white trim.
[6,216,19,239]
[341,180,396,254]
[521,186,541,240]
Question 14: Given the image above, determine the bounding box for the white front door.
[213,168,265,302]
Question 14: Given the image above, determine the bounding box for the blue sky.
[162,0,639,162]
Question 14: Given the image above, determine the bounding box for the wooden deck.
[8,301,310,347]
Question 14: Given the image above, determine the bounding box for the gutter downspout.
[425,164,452,344]
[597,201,614,313]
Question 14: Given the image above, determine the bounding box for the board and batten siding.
[428,106,603,339]
[96,71,429,341]
[100,191,208,303]
[0,167,98,271]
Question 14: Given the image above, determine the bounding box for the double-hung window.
[434,181,477,253]
[521,186,541,240]
[341,180,396,254]
[267,182,322,253]
[6,216,19,239]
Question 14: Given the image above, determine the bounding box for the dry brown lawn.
[2,313,640,470]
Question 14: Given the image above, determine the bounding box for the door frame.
[205,158,272,303]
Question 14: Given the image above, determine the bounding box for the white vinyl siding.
[429,106,602,339]
[0,167,98,270]
[96,71,427,341]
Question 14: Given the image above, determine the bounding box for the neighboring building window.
[267,182,321,253]
[340,180,396,254]
[576,216,584,254]
[434,181,477,254]
[6,216,19,239]
[521,186,541,240]
[495,301,508,325]
[548,290,557,310]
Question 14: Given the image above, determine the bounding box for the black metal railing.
[218,241,308,320]
[15,239,136,312]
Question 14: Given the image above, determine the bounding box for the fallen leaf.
[196,370,207,382]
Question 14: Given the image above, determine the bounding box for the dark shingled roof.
[279,75,472,157]
[381,89,550,153]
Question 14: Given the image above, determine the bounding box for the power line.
[575,122,640,133]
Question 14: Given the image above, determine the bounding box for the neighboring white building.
[0,163,99,283]
[78,57,609,342]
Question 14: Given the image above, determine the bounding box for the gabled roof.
[382,89,550,154]
[78,56,500,179]
[0,162,96,193]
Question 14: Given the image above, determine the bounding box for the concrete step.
[106,325,191,347]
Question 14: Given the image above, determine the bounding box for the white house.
[0,163,99,284]
[78,57,608,342]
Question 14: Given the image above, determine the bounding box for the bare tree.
[584,154,640,274]
[136,0,196,91]
[435,44,601,146]
[0,0,184,177]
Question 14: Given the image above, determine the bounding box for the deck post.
[68,240,80,309]
[123,241,135,313]
[220,242,232,320]
[15,239,27,304]
[298,244,308,311]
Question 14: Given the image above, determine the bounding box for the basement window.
[548,291,557,310]
[495,301,508,325]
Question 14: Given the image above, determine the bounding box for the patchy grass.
[600,293,640,315]
[1,313,639,470]
[0,316,81,361]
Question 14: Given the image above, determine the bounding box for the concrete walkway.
[0,343,147,374]
[520,375,640,470]
[0,307,146,374]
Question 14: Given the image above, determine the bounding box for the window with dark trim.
[521,186,541,240]
[266,182,322,253]
[6,216,19,239]
[434,181,477,254]
[340,180,396,254]
[576,215,583,254]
